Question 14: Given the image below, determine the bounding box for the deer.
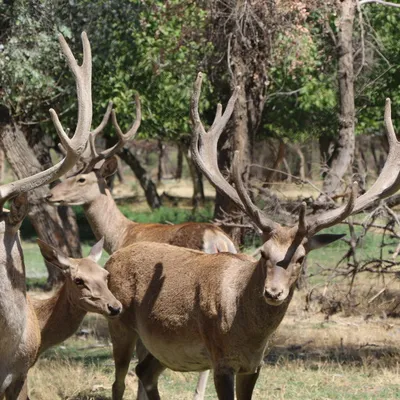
[103,72,400,400]
[32,237,122,356]
[0,32,94,400]
[46,94,237,400]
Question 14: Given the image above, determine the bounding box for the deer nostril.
[108,304,121,316]
[265,288,283,300]
[45,194,53,200]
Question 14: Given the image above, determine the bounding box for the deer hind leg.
[109,321,137,400]
[193,370,210,400]
[5,376,28,400]
[135,353,165,400]
[213,368,235,400]
[136,339,150,400]
[235,368,261,400]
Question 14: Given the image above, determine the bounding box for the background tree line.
[1,0,400,285]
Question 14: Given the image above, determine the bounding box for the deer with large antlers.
[0,32,93,399]
[103,73,400,400]
[46,101,236,400]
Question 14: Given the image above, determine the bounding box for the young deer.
[104,73,400,400]
[46,98,236,400]
[0,32,93,400]
[32,238,122,356]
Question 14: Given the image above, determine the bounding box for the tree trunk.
[263,140,286,186]
[119,147,162,209]
[320,0,356,199]
[294,145,306,181]
[184,145,205,209]
[157,139,165,183]
[0,148,4,183]
[175,143,183,180]
[0,121,82,288]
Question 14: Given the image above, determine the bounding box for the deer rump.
[107,241,282,375]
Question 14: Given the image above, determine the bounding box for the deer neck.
[33,282,87,355]
[83,188,133,254]
[240,258,293,338]
[0,228,29,359]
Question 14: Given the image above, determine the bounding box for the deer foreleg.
[109,321,137,400]
[235,368,261,400]
[213,368,234,400]
[135,353,165,400]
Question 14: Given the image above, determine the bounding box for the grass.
[28,292,400,399]
[23,201,400,399]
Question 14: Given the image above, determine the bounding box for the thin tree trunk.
[0,122,82,288]
[282,158,292,183]
[175,143,183,180]
[264,140,286,186]
[157,139,165,183]
[119,147,162,209]
[320,0,356,199]
[0,148,4,183]
[294,145,306,181]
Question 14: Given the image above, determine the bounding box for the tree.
[0,0,82,286]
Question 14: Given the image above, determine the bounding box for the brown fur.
[105,225,316,400]
[31,239,122,355]
[48,159,237,255]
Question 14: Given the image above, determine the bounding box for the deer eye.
[297,256,305,265]
[74,278,84,285]
[77,177,86,183]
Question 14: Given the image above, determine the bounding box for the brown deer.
[32,238,122,356]
[0,32,93,400]
[46,97,237,400]
[103,73,400,400]
[46,106,236,257]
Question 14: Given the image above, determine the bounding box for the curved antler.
[80,94,141,173]
[0,32,92,203]
[190,72,277,233]
[307,98,400,235]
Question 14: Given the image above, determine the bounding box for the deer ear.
[88,237,104,262]
[99,157,118,178]
[37,239,71,272]
[306,233,346,252]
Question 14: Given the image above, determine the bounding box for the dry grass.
[28,290,400,399]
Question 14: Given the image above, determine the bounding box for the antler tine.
[385,98,397,146]
[77,101,113,170]
[231,151,278,233]
[81,94,141,173]
[190,73,248,216]
[0,32,92,202]
[307,182,358,235]
[91,101,113,136]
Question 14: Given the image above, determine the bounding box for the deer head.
[191,72,400,305]
[37,238,122,317]
[46,157,118,206]
[46,95,141,205]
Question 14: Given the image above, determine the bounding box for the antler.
[80,94,141,172]
[190,72,278,233]
[306,98,400,235]
[0,32,93,202]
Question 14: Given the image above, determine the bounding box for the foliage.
[68,0,212,144]
[0,0,71,123]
